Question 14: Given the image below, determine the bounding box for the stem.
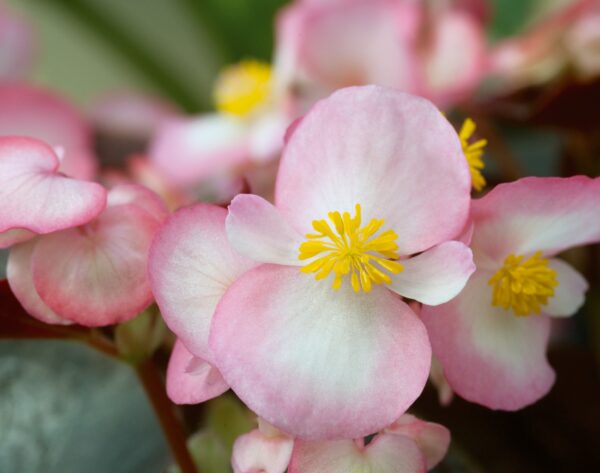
[136,359,198,473]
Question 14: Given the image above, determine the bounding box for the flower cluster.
[1,0,599,472]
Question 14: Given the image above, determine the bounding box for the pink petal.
[288,434,426,473]
[544,258,588,317]
[107,183,169,223]
[421,271,555,410]
[166,340,229,405]
[148,204,256,362]
[149,114,249,186]
[226,194,304,266]
[275,86,471,256]
[386,414,450,469]
[210,264,431,440]
[0,137,106,236]
[422,10,486,106]
[7,239,71,325]
[0,83,97,180]
[232,429,294,473]
[31,201,160,326]
[388,241,475,305]
[293,0,420,92]
[472,176,600,266]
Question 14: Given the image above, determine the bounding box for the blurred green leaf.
[488,0,536,41]
[115,306,166,364]
[205,394,255,451]
[168,430,230,473]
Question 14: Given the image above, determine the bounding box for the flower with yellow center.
[488,251,558,316]
[214,60,273,117]
[459,118,487,192]
[298,204,404,293]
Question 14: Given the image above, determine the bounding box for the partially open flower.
[422,176,600,409]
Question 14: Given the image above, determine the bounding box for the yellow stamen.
[459,118,487,192]
[489,251,558,316]
[213,60,272,117]
[298,204,403,293]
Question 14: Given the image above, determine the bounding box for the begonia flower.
[0,2,34,80]
[232,418,294,473]
[0,83,98,179]
[150,86,475,439]
[0,136,105,248]
[276,0,487,111]
[289,414,450,472]
[150,60,291,188]
[7,183,167,327]
[422,176,600,410]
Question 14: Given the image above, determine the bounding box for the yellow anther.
[489,251,558,316]
[298,204,403,293]
[459,118,487,192]
[214,60,272,117]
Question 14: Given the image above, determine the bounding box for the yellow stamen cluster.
[459,118,487,192]
[298,204,403,293]
[489,251,558,316]
[214,60,272,117]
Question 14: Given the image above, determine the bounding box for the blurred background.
[0,0,599,472]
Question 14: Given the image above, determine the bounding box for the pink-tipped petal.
[210,264,431,440]
[386,414,451,469]
[0,83,97,179]
[148,204,256,362]
[544,258,588,317]
[232,429,294,473]
[227,194,304,266]
[421,271,555,410]
[289,434,426,473]
[0,137,106,236]
[389,241,475,305]
[7,239,72,325]
[471,177,600,266]
[149,114,249,186]
[31,202,160,327]
[107,183,169,223]
[275,86,470,255]
[166,340,229,405]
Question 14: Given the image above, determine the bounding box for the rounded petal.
[421,271,555,410]
[149,114,249,186]
[544,258,588,317]
[227,194,304,266]
[148,204,256,362]
[166,340,229,405]
[7,239,71,325]
[275,86,470,255]
[210,265,431,440]
[288,434,426,473]
[232,429,294,473]
[107,183,169,223]
[386,414,450,469]
[471,177,600,266]
[31,204,160,326]
[0,137,106,236]
[388,241,475,305]
[0,83,97,179]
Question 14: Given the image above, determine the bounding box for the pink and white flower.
[150,86,475,439]
[421,176,600,410]
[7,183,168,327]
[289,414,450,472]
[275,0,487,111]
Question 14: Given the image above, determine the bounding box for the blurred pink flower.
[422,177,600,410]
[0,82,98,179]
[150,86,474,439]
[275,0,487,111]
